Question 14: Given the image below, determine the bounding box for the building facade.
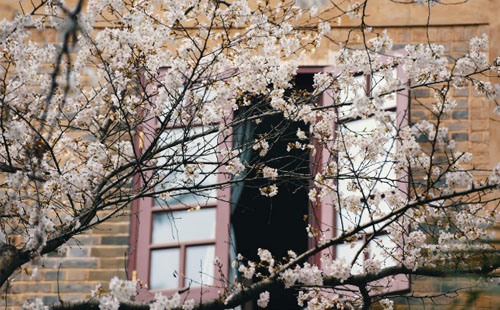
[2,0,500,309]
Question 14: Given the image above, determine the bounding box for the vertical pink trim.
[301,66,337,267]
[396,61,410,197]
[179,245,186,287]
[318,66,336,263]
[214,119,232,291]
[127,163,141,277]
[390,53,411,294]
[128,74,149,278]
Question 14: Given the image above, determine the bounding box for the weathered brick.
[411,111,428,120]
[427,27,439,42]
[89,270,126,281]
[411,88,430,98]
[474,294,500,307]
[65,270,87,281]
[59,293,92,301]
[90,247,128,258]
[11,283,52,294]
[438,27,452,42]
[452,87,469,97]
[44,271,63,281]
[412,28,427,42]
[452,110,468,119]
[471,132,489,142]
[471,107,489,119]
[68,247,89,257]
[452,41,469,53]
[59,258,98,268]
[451,133,468,141]
[454,99,468,108]
[100,257,127,268]
[42,296,60,305]
[101,236,129,245]
[453,26,466,41]
[397,29,411,43]
[445,122,467,131]
[464,27,478,40]
[57,283,94,293]
[66,236,98,246]
[91,223,129,235]
[45,251,65,258]
[471,120,488,131]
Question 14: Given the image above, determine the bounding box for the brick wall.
[2,213,130,308]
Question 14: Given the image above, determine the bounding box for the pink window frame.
[298,59,410,294]
[128,68,231,301]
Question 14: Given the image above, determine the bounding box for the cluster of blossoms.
[256,291,270,308]
[93,277,138,310]
[89,277,195,310]
[234,249,350,308]
[21,299,48,310]
[151,293,195,310]
[0,0,329,258]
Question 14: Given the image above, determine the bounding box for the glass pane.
[155,127,218,206]
[338,75,367,118]
[150,248,179,290]
[371,69,397,110]
[336,240,364,275]
[160,86,217,127]
[185,245,215,286]
[369,234,398,269]
[152,208,216,244]
[337,115,396,232]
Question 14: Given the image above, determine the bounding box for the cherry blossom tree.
[1,0,500,309]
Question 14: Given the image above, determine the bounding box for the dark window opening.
[232,74,314,310]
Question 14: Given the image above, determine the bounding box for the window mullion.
[179,244,186,288]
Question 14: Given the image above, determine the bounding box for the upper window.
[129,73,230,300]
[310,63,410,292]
[336,72,401,274]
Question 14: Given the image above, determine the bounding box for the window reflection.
[185,245,215,286]
[150,248,180,290]
[152,208,216,244]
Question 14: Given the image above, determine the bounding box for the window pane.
[371,69,397,110]
[152,208,216,244]
[150,248,179,290]
[155,127,218,206]
[336,240,364,275]
[338,75,367,118]
[184,245,215,286]
[369,234,398,269]
[337,115,396,232]
[159,86,217,127]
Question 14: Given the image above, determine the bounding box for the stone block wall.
[2,213,130,308]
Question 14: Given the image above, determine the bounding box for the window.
[129,61,409,302]
[308,62,410,293]
[129,70,230,300]
[230,65,409,309]
[230,72,313,310]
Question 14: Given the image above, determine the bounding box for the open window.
[310,61,410,294]
[129,60,409,303]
